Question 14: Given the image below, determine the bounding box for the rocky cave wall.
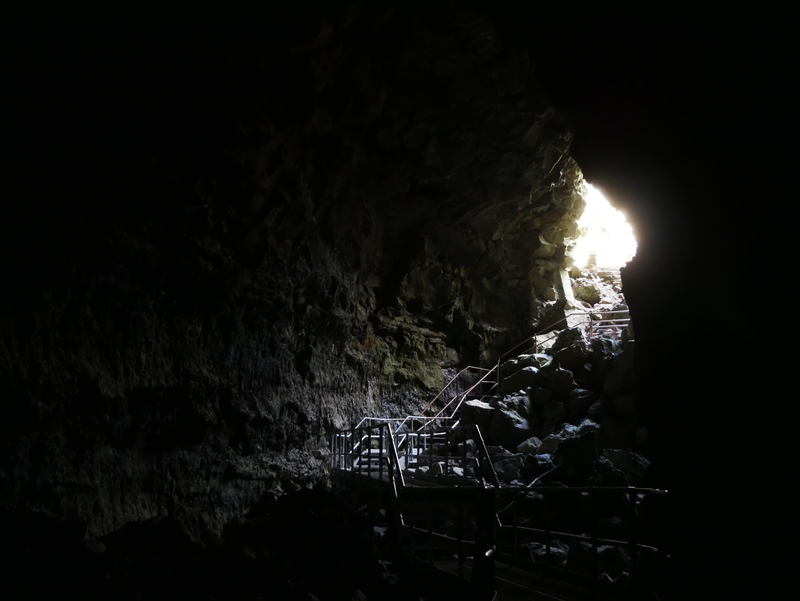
[1,7,590,539]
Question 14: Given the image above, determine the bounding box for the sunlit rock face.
[0,7,588,538]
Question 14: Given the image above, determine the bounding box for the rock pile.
[569,266,626,312]
[455,328,662,586]
[458,328,648,488]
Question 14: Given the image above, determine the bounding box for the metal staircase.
[329,321,667,600]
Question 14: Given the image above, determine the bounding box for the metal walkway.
[329,315,668,600]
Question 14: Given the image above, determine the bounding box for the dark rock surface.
[489,403,532,451]
[528,539,569,567]
[0,487,426,601]
[501,365,542,394]
[1,6,585,539]
[0,4,788,598]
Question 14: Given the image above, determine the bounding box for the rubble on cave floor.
[453,326,654,584]
[460,325,646,489]
[569,265,627,313]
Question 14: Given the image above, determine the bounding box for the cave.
[0,5,786,600]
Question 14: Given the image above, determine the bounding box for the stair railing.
[419,365,491,416]
[494,309,632,394]
[330,422,406,489]
[587,309,631,339]
[493,484,669,598]
[432,366,499,419]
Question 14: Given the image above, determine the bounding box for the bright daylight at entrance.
[571,183,637,268]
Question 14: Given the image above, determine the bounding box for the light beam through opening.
[571,183,637,268]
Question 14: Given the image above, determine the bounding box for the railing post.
[379,425,385,482]
[629,489,638,584]
[427,484,434,565]
[444,428,450,479]
[474,486,495,599]
[591,489,599,591]
[367,428,372,478]
[545,491,551,567]
[428,422,434,473]
[513,491,518,559]
[457,492,464,580]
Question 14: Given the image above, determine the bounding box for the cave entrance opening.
[570,182,637,269]
[554,181,638,330]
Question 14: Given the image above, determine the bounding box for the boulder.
[590,339,617,385]
[516,436,542,455]
[567,539,595,574]
[522,353,554,368]
[597,545,632,576]
[522,453,555,478]
[499,358,519,379]
[505,393,531,417]
[501,354,551,378]
[572,362,595,388]
[587,399,604,419]
[547,328,585,354]
[568,389,597,415]
[554,345,591,372]
[484,446,513,458]
[539,418,562,438]
[460,400,495,434]
[529,386,554,405]
[591,455,629,487]
[574,282,601,305]
[545,368,578,397]
[490,405,532,451]
[593,356,615,390]
[528,539,570,567]
[537,419,600,455]
[553,431,598,474]
[603,342,637,396]
[540,402,568,437]
[541,401,567,422]
[457,439,478,456]
[431,462,447,475]
[590,336,618,357]
[492,454,524,482]
[575,418,601,435]
[502,366,542,394]
[602,448,650,486]
[598,572,630,585]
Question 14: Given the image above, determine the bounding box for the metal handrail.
[419,365,491,416]
[496,523,660,553]
[329,425,668,597]
[352,310,631,440]
[433,367,499,420]
[471,424,500,488]
[494,309,632,393]
[493,484,668,596]
[493,312,589,394]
